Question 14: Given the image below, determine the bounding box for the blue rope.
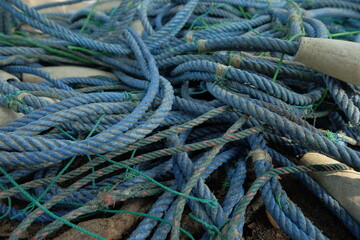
[0,0,359,240]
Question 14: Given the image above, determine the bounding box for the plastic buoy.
[300,153,360,223]
[295,37,360,85]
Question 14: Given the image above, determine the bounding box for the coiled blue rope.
[0,0,359,240]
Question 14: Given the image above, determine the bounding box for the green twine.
[82,114,108,186]
[0,182,12,220]
[86,155,96,186]
[238,6,251,19]
[126,0,134,9]
[327,29,333,39]
[248,25,261,36]
[80,0,100,33]
[271,31,305,83]
[124,147,139,181]
[11,156,77,220]
[329,30,360,38]
[215,66,231,86]
[0,40,17,46]
[272,54,284,82]
[55,126,77,141]
[124,91,139,101]
[192,21,236,30]
[312,88,329,112]
[275,193,282,210]
[67,46,103,55]
[291,104,314,109]
[0,33,93,64]
[54,114,106,191]
[108,6,118,18]
[221,180,230,190]
[0,166,107,240]
[86,114,106,139]
[258,52,268,57]
[124,167,139,181]
[5,90,29,112]
[189,213,225,240]
[325,130,337,142]
[189,4,226,30]
[96,154,219,208]
[189,89,208,95]
[285,0,302,16]
[288,32,306,42]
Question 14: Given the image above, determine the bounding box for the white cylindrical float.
[300,152,360,223]
[294,37,360,85]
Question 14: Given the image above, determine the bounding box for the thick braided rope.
[224,163,352,240]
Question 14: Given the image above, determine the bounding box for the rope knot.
[215,64,230,85]
[124,91,139,102]
[97,188,118,208]
[5,91,29,112]
[249,149,272,163]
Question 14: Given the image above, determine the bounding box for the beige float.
[300,152,360,223]
[24,0,121,13]
[295,37,360,85]
[22,66,118,83]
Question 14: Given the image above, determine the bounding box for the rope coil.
[0,1,359,240]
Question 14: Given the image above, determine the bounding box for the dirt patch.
[55,198,154,240]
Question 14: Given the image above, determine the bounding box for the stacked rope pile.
[0,0,359,239]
